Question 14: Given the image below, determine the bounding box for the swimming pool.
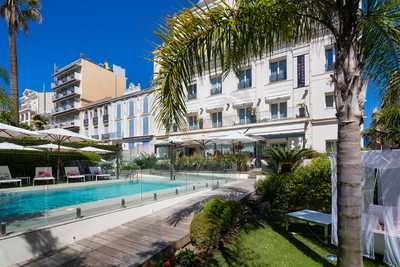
[0,181,179,222]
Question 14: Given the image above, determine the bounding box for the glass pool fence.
[0,169,241,236]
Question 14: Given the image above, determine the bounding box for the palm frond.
[360,0,400,88]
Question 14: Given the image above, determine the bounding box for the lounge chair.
[89,166,112,181]
[34,167,55,186]
[0,166,22,187]
[64,167,85,183]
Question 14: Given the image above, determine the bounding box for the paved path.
[16,180,254,267]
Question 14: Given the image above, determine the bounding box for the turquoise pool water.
[0,181,179,222]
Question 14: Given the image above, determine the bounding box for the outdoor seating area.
[0,123,116,188]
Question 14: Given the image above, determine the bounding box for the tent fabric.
[0,123,40,138]
[331,150,400,265]
[0,142,40,151]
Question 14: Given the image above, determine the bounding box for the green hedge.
[256,156,332,214]
[0,150,101,178]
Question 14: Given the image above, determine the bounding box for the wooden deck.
[16,180,254,267]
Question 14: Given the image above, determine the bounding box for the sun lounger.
[89,166,112,181]
[34,167,55,186]
[65,167,85,183]
[0,166,22,187]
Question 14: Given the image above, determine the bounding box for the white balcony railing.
[53,86,81,101]
[52,72,81,89]
[52,103,81,114]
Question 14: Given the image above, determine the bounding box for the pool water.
[0,181,179,221]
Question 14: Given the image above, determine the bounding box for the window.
[238,68,252,89]
[325,93,335,108]
[188,115,198,130]
[128,119,135,137]
[116,121,122,138]
[326,140,337,153]
[143,116,149,135]
[325,47,334,71]
[270,59,287,82]
[128,101,134,117]
[210,76,222,95]
[187,84,197,100]
[143,96,149,113]
[297,55,305,88]
[116,103,122,120]
[270,102,287,119]
[104,105,108,115]
[211,111,223,128]
[238,107,256,124]
[298,106,306,118]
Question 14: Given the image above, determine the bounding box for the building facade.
[50,57,126,132]
[19,89,54,126]
[79,84,157,160]
[154,35,339,154]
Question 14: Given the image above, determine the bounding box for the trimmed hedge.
[190,212,222,252]
[0,150,101,178]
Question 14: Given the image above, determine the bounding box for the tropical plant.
[31,114,48,130]
[18,122,32,130]
[0,65,12,123]
[153,1,400,265]
[263,147,313,175]
[0,0,42,124]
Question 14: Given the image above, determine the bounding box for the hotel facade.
[19,89,54,126]
[154,35,339,156]
[50,57,126,131]
[79,84,157,160]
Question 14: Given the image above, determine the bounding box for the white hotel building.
[79,84,157,160]
[154,35,339,155]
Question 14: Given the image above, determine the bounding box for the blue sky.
[0,0,381,126]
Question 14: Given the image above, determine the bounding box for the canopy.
[0,142,40,151]
[80,146,112,154]
[37,128,95,143]
[31,143,76,151]
[36,129,95,180]
[209,131,260,144]
[0,123,41,138]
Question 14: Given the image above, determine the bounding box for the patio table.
[287,209,332,243]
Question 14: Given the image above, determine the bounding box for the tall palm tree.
[153,1,400,265]
[0,0,41,124]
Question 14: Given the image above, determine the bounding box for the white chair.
[89,166,112,181]
[34,167,55,186]
[0,166,22,187]
[65,167,85,183]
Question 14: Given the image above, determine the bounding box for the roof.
[79,87,156,110]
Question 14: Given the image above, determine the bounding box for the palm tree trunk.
[8,30,19,125]
[335,43,365,267]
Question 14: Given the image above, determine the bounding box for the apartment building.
[154,35,339,154]
[51,57,126,131]
[79,84,157,160]
[19,89,53,126]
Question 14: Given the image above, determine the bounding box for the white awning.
[246,123,305,137]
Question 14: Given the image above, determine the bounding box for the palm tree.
[31,113,48,130]
[0,0,41,125]
[153,1,400,265]
[263,147,313,175]
[0,65,13,124]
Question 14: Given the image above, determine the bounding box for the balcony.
[53,86,81,101]
[91,135,99,140]
[238,80,252,90]
[52,119,80,129]
[52,103,81,115]
[178,107,308,133]
[210,86,222,95]
[51,72,81,89]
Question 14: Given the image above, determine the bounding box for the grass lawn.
[205,220,386,267]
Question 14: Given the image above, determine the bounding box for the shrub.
[256,156,332,213]
[203,198,233,231]
[133,153,157,169]
[175,249,195,267]
[190,212,221,252]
